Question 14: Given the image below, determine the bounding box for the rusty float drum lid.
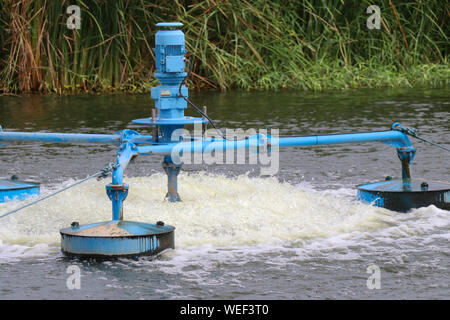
[357,178,450,212]
[60,220,175,258]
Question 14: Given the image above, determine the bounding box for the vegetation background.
[0,0,448,94]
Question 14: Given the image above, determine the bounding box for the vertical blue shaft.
[162,155,182,202]
[107,143,135,220]
[152,23,188,202]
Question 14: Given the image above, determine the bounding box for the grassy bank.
[0,0,448,94]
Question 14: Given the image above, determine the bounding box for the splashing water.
[0,173,447,262]
[0,89,448,299]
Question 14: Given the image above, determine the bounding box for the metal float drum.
[60,220,175,258]
[357,178,450,212]
[0,179,40,203]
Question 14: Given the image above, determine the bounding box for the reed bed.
[0,0,448,93]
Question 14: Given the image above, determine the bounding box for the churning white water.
[0,89,448,299]
[0,173,447,262]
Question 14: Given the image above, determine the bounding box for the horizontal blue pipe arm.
[137,135,264,155]
[0,132,122,145]
[0,129,412,154]
[135,130,411,156]
[273,130,412,149]
[0,132,157,146]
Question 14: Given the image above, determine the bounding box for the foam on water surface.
[0,173,448,262]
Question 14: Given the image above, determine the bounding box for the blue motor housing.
[132,22,207,140]
[154,22,188,120]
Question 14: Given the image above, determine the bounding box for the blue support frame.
[0,125,416,214]
[1,21,437,257]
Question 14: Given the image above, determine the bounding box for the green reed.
[0,0,448,93]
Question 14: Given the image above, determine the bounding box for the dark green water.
[0,87,448,299]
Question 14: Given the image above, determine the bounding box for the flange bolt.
[71,221,80,229]
[156,221,165,227]
[421,182,429,191]
[385,176,392,181]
